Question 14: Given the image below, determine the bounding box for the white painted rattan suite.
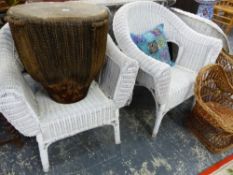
[113,1,223,137]
[0,24,139,172]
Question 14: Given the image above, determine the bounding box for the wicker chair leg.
[152,104,166,137]
[37,134,50,172]
[112,111,121,144]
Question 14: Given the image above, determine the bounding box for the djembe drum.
[6,2,109,103]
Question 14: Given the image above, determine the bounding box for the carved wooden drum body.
[6,2,109,103]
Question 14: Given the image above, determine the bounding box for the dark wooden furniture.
[0,0,8,27]
[173,0,199,13]
[0,0,9,12]
[213,0,233,35]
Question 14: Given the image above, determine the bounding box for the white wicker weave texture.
[0,24,139,172]
[171,8,230,53]
[113,1,223,137]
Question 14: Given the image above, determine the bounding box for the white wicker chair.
[113,1,223,137]
[171,8,230,53]
[0,24,139,172]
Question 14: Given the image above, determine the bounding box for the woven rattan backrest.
[195,64,233,104]
[216,50,233,86]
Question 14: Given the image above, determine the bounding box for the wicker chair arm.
[0,24,40,136]
[216,50,233,86]
[99,35,139,108]
[172,8,230,52]
[137,57,171,105]
[174,28,222,73]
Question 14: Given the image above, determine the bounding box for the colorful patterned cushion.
[131,24,174,66]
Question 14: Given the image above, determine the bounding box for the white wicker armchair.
[0,24,139,172]
[113,1,222,137]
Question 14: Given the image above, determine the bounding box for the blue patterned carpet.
[0,86,233,175]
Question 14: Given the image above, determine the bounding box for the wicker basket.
[189,64,233,153]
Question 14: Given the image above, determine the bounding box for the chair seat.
[36,81,116,142]
[167,66,196,110]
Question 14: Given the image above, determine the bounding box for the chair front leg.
[36,134,50,172]
[152,104,166,138]
[111,110,121,144]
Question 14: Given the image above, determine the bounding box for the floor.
[0,30,233,175]
[0,86,233,174]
